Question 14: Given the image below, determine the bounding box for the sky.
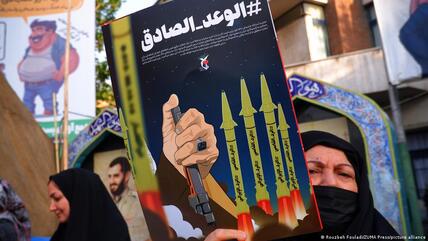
[115,0,158,18]
[99,0,157,82]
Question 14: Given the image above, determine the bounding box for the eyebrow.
[336,163,353,167]
[307,160,354,169]
[307,160,324,165]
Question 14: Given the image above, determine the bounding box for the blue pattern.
[68,110,122,167]
[288,75,325,99]
[89,110,122,136]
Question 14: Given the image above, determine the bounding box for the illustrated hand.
[53,70,64,81]
[162,94,219,178]
[204,229,247,241]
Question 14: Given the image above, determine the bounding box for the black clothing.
[287,131,401,240]
[50,168,131,241]
[0,219,17,241]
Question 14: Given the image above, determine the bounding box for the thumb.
[162,94,179,124]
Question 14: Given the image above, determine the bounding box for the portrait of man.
[108,157,137,212]
[94,150,150,241]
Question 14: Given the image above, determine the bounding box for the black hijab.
[300,131,400,237]
[49,168,131,241]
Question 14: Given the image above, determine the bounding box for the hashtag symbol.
[246,0,262,16]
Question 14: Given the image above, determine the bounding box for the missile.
[171,106,215,224]
[259,73,298,229]
[118,106,169,239]
[119,108,133,163]
[239,77,273,215]
[278,103,307,220]
[112,17,170,240]
[221,91,254,240]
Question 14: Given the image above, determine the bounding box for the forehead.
[108,164,122,173]
[305,145,353,167]
[48,181,61,194]
[31,25,50,31]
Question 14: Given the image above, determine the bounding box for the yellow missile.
[278,103,307,220]
[259,73,298,229]
[239,77,272,215]
[221,91,254,238]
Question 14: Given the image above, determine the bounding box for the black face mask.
[314,186,358,234]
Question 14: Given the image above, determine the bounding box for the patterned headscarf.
[0,178,31,241]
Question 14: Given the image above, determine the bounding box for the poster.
[0,0,95,137]
[103,0,322,240]
[94,149,150,241]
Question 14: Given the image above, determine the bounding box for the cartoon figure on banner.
[17,19,80,116]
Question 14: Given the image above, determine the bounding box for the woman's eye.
[338,172,352,178]
[309,169,319,174]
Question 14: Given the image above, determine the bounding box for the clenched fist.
[162,94,219,178]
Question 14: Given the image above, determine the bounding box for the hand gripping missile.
[171,106,215,224]
[239,77,273,215]
[278,103,307,220]
[259,73,298,229]
[221,91,254,240]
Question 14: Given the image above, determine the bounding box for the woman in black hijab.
[48,168,131,241]
[298,130,400,239]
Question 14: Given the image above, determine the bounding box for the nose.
[49,200,56,212]
[318,170,338,187]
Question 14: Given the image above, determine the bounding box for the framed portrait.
[94,149,150,241]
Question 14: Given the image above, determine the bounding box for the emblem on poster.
[199,54,209,71]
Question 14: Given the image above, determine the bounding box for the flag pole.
[62,0,72,170]
[53,93,60,173]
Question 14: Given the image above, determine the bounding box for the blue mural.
[68,109,122,167]
[89,110,122,136]
[288,76,325,99]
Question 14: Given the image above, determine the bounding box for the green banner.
[39,118,92,142]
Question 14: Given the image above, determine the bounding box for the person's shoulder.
[373,210,402,237]
[120,189,138,200]
[129,190,139,199]
[55,33,66,41]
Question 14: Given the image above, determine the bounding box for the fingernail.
[175,127,182,134]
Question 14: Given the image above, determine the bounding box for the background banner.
[0,0,95,137]
[373,0,428,84]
